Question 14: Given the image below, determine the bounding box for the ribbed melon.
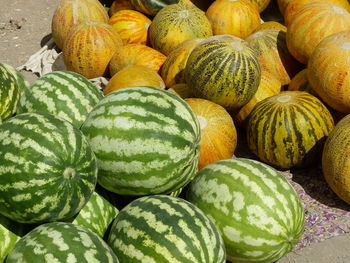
[247,91,334,169]
[186,158,305,263]
[148,0,212,55]
[322,114,350,205]
[17,70,103,128]
[6,222,119,263]
[185,35,261,112]
[63,21,123,79]
[107,195,226,262]
[81,86,200,196]
[51,0,109,50]
[0,112,98,223]
[0,63,20,122]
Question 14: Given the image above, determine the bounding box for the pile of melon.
[1,0,350,261]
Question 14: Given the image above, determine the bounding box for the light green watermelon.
[17,70,103,128]
[186,158,305,263]
[71,192,119,238]
[81,86,201,196]
[107,195,226,262]
[0,63,20,122]
[0,112,98,224]
[6,222,119,263]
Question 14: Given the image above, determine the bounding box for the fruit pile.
[1,0,350,262]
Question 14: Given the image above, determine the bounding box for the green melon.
[0,112,98,224]
[81,86,201,196]
[6,222,119,263]
[1,63,29,92]
[186,158,305,263]
[107,195,226,262]
[17,70,103,128]
[71,192,119,238]
[0,63,20,122]
[0,215,21,263]
[185,35,261,112]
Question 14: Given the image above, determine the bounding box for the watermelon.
[186,158,305,263]
[6,222,119,263]
[1,63,29,92]
[0,63,20,122]
[107,194,226,262]
[70,191,119,238]
[17,70,103,128]
[0,215,21,262]
[0,112,98,224]
[81,86,201,196]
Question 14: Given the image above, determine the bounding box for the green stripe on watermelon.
[107,195,226,262]
[6,222,119,263]
[0,112,98,224]
[70,192,119,238]
[17,70,103,128]
[186,158,304,263]
[81,86,201,196]
[0,63,20,122]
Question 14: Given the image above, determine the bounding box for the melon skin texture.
[0,215,21,263]
[185,35,261,112]
[322,115,350,205]
[17,70,103,128]
[5,222,119,263]
[107,195,226,263]
[186,158,305,263]
[246,91,334,169]
[81,86,201,196]
[0,112,98,224]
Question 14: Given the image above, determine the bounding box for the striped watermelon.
[81,86,201,196]
[17,70,103,128]
[186,158,305,263]
[71,192,119,237]
[107,195,226,262]
[1,63,29,92]
[6,222,119,263]
[0,112,98,224]
[0,63,20,122]
[0,215,21,262]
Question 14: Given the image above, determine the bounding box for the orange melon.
[206,0,261,39]
[253,21,287,33]
[307,30,350,113]
[109,44,166,76]
[51,0,109,50]
[63,21,123,79]
[185,98,237,170]
[108,10,151,45]
[109,0,135,16]
[286,1,350,65]
[104,65,166,95]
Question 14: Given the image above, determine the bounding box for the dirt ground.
[1,0,350,262]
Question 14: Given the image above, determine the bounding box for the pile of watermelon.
[1,0,350,261]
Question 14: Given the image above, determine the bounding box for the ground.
[1,0,350,262]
